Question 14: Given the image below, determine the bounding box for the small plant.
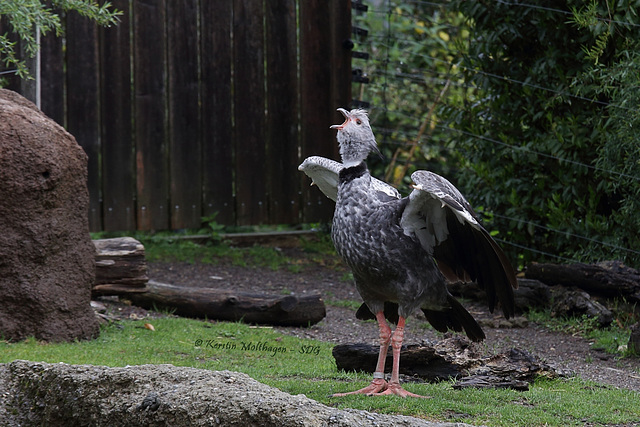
[287,264,302,274]
[340,272,354,282]
[201,213,226,242]
[326,299,362,310]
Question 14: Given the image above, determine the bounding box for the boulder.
[0,361,462,426]
[0,89,99,342]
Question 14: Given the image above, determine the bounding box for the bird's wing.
[400,170,518,318]
[298,156,400,201]
[298,156,342,201]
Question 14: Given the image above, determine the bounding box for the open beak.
[330,108,350,130]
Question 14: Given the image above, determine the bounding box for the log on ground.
[333,337,565,390]
[525,261,640,303]
[93,237,149,296]
[128,280,326,327]
[448,278,552,314]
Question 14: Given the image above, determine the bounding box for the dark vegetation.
[357,0,640,269]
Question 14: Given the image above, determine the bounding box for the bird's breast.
[331,179,408,279]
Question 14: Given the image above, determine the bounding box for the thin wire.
[437,121,640,182]
[368,0,640,29]
[490,213,640,257]
[371,39,636,112]
[370,105,640,183]
[494,0,640,28]
[381,0,393,146]
[494,238,580,263]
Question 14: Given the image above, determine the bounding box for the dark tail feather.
[356,302,400,325]
[422,295,485,342]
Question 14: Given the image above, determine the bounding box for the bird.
[298,108,518,398]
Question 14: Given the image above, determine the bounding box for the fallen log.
[525,261,640,303]
[332,342,464,382]
[453,348,549,391]
[93,237,148,296]
[333,337,565,390]
[128,280,326,327]
[550,286,613,327]
[448,278,552,313]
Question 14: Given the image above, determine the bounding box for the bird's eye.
[355,119,362,125]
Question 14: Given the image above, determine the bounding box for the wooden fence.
[1,0,352,231]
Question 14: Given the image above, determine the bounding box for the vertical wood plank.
[201,0,234,225]
[66,13,102,231]
[167,0,201,229]
[40,26,65,126]
[133,0,168,230]
[39,3,64,125]
[6,0,352,232]
[265,0,299,224]
[100,0,135,231]
[300,0,339,223]
[233,0,267,225]
[330,0,352,112]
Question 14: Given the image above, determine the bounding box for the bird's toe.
[331,378,387,397]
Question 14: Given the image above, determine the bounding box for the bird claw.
[332,379,429,398]
[375,383,431,398]
[331,378,387,397]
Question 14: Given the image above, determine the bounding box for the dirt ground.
[110,244,640,392]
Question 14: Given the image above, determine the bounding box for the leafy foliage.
[575,50,640,266]
[355,2,472,193]
[0,0,120,79]
[443,0,640,268]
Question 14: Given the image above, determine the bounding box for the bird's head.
[330,108,381,167]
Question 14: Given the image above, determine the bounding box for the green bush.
[442,0,640,268]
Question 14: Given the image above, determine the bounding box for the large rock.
[0,89,99,342]
[0,361,463,427]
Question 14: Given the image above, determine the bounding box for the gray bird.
[299,108,517,398]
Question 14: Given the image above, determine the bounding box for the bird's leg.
[378,316,430,398]
[332,311,390,396]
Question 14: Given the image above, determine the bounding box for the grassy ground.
[3,233,639,425]
[2,315,639,426]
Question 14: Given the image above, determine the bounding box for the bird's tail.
[422,295,485,342]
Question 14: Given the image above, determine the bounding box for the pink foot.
[332,378,387,396]
[376,382,430,398]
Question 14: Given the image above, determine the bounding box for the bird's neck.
[338,133,374,167]
[338,162,368,184]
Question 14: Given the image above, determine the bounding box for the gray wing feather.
[298,156,342,201]
[298,156,400,201]
[400,170,481,254]
[401,169,518,317]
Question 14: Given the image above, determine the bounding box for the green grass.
[526,309,636,356]
[92,229,344,273]
[2,316,639,426]
[326,298,362,310]
[138,237,300,271]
